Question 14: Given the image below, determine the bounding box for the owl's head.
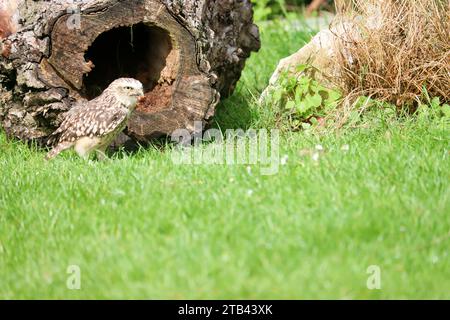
[108,78,144,109]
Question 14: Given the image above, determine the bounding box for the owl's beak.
[132,90,144,98]
[136,90,144,98]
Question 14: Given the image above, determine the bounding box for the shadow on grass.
[209,89,256,132]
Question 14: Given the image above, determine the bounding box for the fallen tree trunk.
[0,0,260,143]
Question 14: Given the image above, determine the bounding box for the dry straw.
[333,0,449,110]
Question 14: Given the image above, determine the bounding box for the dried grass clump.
[334,0,450,109]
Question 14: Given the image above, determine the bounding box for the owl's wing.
[52,100,129,144]
[47,103,85,146]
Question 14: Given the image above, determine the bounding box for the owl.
[46,78,144,160]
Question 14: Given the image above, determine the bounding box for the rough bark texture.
[0,0,260,143]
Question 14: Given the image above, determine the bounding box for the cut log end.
[79,22,183,139]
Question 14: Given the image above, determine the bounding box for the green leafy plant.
[252,0,272,21]
[265,65,341,130]
[251,0,288,21]
[418,87,450,121]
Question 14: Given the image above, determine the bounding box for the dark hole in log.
[82,23,172,100]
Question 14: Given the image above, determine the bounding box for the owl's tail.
[45,142,74,161]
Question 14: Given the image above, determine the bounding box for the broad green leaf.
[296,64,308,73]
[306,93,323,109]
[297,76,311,88]
[285,100,296,110]
[431,97,441,109]
[297,101,309,113]
[294,86,303,104]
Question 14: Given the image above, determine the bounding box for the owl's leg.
[45,141,74,160]
[74,137,101,160]
[95,147,108,161]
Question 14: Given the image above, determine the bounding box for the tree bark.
[0,0,260,143]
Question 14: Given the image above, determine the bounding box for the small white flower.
[315,145,324,151]
[312,152,320,162]
[281,155,289,166]
[247,189,254,196]
[246,166,252,175]
[341,144,350,152]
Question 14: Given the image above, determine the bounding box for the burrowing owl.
[46,78,144,160]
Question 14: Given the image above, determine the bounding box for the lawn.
[0,18,449,299]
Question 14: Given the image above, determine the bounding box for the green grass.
[0,19,449,299]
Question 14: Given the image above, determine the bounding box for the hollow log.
[0,0,260,143]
